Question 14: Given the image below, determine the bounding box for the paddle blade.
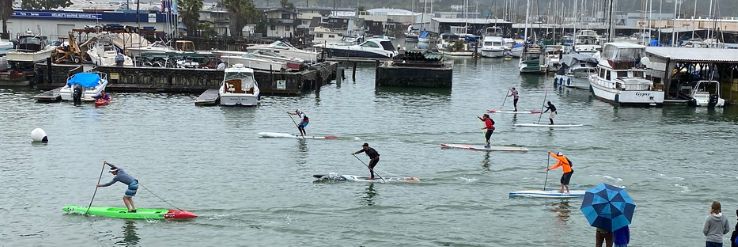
[324,135,338,140]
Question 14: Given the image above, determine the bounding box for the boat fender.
[31,128,48,143]
[567,78,571,86]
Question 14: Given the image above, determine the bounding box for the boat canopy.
[67,73,101,88]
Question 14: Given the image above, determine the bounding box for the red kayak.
[95,98,110,107]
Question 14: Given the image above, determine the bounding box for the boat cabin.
[223,66,256,94]
[360,39,396,52]
[15,35,48,52]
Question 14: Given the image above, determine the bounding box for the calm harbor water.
[1,58,737,246]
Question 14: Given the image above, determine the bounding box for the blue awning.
[67,73,101,88]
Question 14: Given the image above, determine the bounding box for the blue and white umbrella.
[580,183,636,232]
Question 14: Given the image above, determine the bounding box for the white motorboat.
[125,41,174,57]
[573,30,601,55]
[480,36,505,58]
[218,51,287,71]
[689,80,725,107]
[219,64,259,106]
[6,35,55,63]
[87,41,133,66]
[554,54,598,89]
[318,38,397,58]
[248,40,318,63]
[60,72,109,102]
[588,43,664,106]
[544,45,564,72]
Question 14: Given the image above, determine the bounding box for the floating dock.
[33,87,62,102]
[194,89,219,106]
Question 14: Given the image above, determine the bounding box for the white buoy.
[31,128,48,143]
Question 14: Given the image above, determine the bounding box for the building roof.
[657,27,705,33]
[646,47,738,63]
[605,42,645,49]
[432,18,511,25]
[367,8,415,16]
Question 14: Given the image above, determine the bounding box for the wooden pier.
[33,87,62,102]
[34,62,338,96]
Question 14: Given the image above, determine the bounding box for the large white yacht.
[219,64,259,106]
[248,41,318,63]
[588,43,664,106]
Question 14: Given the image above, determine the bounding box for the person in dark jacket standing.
[354,143,380,180]
[704,201,730,247]
[730,210,738,247]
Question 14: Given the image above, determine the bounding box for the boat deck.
[194,88,219,106]
[33,87,62,103]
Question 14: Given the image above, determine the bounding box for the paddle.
[287,111,304,137]
[352,154,385,183]
[537,86,549,124]
[501,88,511,107]
[85,161,107,215]
[543,154,550,191]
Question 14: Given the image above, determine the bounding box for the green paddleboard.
[63,205,197,220]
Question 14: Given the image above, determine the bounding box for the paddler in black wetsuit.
[353,143,380,180]
[543,101,557,125]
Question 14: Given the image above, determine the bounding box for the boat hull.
[481,49,504,58]
[219,94,259,106]
[323,47,395,58]
[590,80,664,106]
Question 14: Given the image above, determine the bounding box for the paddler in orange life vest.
[546,151,573,194]
[478,114,495,148]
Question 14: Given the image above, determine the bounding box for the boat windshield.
[379,41,395,51]
[18,36,42,45]
[225,72,255,84]
[602,46,643,61]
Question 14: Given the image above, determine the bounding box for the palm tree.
[178,0,203,36]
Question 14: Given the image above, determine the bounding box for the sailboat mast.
[524,0,529,42]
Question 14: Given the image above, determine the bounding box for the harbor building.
[6,10,173,40]
[643,47,738,104]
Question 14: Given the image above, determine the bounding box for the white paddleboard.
[258,132,359,140]
[487,109,542,114]
[514,123,583,128]
[313,174,420,183]
[441,143,528,152]
[508,190,586,198]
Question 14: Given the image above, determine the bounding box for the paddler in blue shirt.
[97,163,139,213]
[353,143,380,180]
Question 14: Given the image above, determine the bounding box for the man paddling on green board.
[478,114,495,148]
[97,163,139,212]
[546,151,573,194]
[353,143,380,180]
[288,109,309,136]
[543,101,557,125]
